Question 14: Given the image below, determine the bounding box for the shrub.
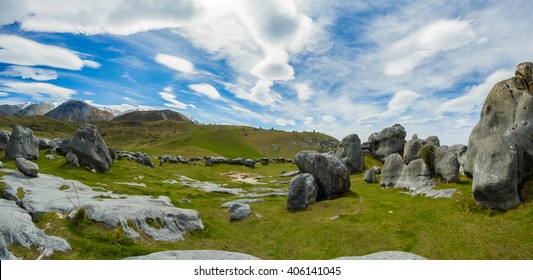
[420,143,435,175]
[71,208,87,226]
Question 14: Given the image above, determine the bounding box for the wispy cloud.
[188,83,221,100]
[158,87,189,109]
[0,66,58,81]
[155,53,195,73]
[0,81,76,100]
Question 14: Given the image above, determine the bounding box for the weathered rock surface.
[464,62,533,209]
[5,125,39,160]
[449,144,468,176]
[229,203,252,221]
[363,124,407,162]
[1,172,204,241]
[364,169,377,183]
[124,250,260,260]
[403,135,441,164]
[332,251,427,260]
[220,199,265,208]
[287,173,318,209]
[138,155,155,168]
[380,154,455,198]
[0,199,71,260]
[69,124,112,173]
[294,151,351,200]
[434,146,460,183]
[335,134,364,174]
[14,158,39,177]
[0,130,9,151]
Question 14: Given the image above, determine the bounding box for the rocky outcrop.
[14,158,39,177]
[45,99,114,123]
[5,125,39,160]
[287,173,318,209]
[434,146,460,183]
[66,152,80,167]
[335,134,364,174]
[0,199,71,260]
[449,144,468,176]
[69,124,112,173]
[138,155,155,168]
[403,134,441,164]
[380,154,455,198]
[363,124,407,162]
[15,101,56,116]
[0,130,10,151]
[333,251,427,260]
[294,151,350,201]
[464,62,533,210]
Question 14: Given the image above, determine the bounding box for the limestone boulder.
[335,134,364,174]
[286,173,318,209]
[434,146,460,183]
[229,203,252,221]
[5,125,39,160]
[15,158,39,177]
[294,151,350,200]
[364,169,377,183]
[0,130,9,151]
[66,152,80,167]
[363,124,406,162]
[464,62,533,209]
[69,124,112,173]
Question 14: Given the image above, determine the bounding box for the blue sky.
[1,0,533,145]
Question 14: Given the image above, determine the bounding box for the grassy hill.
[0,115,338,158]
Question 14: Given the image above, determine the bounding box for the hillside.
[0,115,338,158]
[112,109,193,123]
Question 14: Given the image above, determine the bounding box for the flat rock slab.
[1,172,203,242]
[124,250,260,260]
[332,251,427,260]
[177,175,244,195]
[220,199,265,208]
[0,199,71,260]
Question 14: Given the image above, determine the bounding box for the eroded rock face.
[0,199,71,260]
[5,125,39,160]
[335,134,364,174]
[1,172,204,241]
[380,154,455,198]
[464,62,533,210]
[294,151,350,200]
[0,130,10,151]
[403,135,441,164]
[434,146,460,183]
[287,173,318,209]
[69,124,112,173]
[363,124,407,162]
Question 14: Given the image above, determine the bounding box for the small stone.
[15,158,39,177]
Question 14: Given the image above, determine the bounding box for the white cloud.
[304,116,315,127]
[12,0,199,35]
[155,53,195,73]
[321,115,336,122]
[0,34,97,70]
[188,83,221,100]
[275,118,296,126]
[0,66,58,81]
[83,60,101,69]
[0,81,76,100]
[358,90,421,123]
[384,19,476,76]
[159,91,189,109]
[0,91,8,97]
[436,69,513,114]
[294,82,314,101]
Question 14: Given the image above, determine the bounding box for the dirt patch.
[222,172,266,185]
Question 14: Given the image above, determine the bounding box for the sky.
[1,0,533,145]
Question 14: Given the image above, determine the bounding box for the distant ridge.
[0,103,31,115]
[15,101,56,116]
[112,109,194,123]
[45,99,114,123]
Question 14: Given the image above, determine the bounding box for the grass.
[0,116,531,260]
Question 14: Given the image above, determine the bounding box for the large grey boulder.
[0,199,71,260]
[434,146,460,183]
[287,173,318,209]
[335,134,364,174]
[66,152,80,167]
[464,62,533,209]
[363,124,407,162]
[138,155,155,168]
[14,158,39,177]
[449,144,468,176]
[69,124,112,173]
[5,125,39,160]
[403,134,425,164]
[294,151,351,201]
[124,250,260,260]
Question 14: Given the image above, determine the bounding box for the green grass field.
[0,116,531,260]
